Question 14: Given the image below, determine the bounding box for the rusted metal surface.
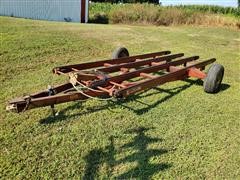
[113,58,215,97]
[7,50,217,113]
[53,51,171,74]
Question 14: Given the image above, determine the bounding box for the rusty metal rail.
[6,48,224,115]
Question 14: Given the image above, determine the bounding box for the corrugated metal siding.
[0,0,87,22]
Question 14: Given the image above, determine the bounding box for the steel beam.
[53,51,171,74]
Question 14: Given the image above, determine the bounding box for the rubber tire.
[204,64,224,93]
[112,47,129,59]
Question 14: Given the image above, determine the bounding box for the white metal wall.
[0,0,88,23]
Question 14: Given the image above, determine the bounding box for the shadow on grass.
[83,136,116,179]
[82,127,171,179]
[184,79,230,92]
[83,148,104,179]
[39,102,114,124]
[40,79,230,124]
[117,127,171,179]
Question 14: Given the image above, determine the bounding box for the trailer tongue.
[6,47,224,115]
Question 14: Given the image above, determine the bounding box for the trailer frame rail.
[7,48,224,115]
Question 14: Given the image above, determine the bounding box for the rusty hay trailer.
[6,47,224,115]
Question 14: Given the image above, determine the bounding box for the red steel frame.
[7,51,215,113]
[81,0,86,23]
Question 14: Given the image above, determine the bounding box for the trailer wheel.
[112,47,129,59]
[204,64,224,93]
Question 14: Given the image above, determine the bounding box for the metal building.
[0,0,89,23]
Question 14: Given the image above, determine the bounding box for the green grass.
[175,4,240,17]
[89,3,240,18]
[0,17,240,179]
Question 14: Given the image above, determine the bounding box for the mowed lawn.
[0,17,240,179]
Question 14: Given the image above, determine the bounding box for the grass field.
[0,17,240,179]
[89,3,240,29]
